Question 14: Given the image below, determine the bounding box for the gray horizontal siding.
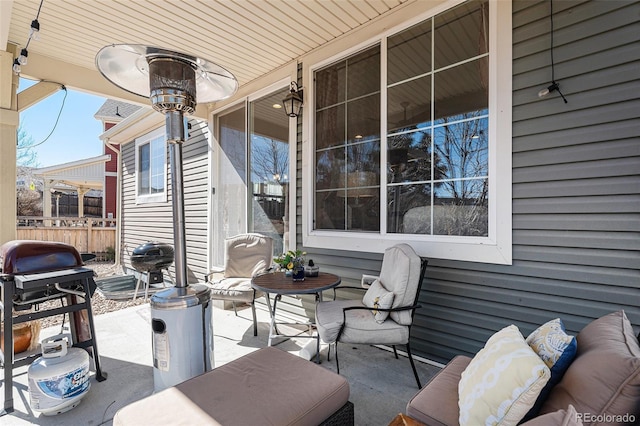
[296,0,640,364]
[120,119,210,284]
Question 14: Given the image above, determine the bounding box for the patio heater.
[95,44,237,390]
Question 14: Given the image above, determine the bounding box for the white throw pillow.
[458,325,551,426]
[362,279,394,324]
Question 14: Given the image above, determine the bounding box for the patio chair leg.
[393,345,399,359]
[232,301,238,316]
[335,342,340,374]
[327,343,332,361]
[406,341,422,389]
[251,302,258,336]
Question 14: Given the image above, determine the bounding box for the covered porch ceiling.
[3,0,411,114]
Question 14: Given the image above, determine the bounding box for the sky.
[18,77,107,168]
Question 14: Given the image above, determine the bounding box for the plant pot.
[1,322,32,354]
[292,267,305,281]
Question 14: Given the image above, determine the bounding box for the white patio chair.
[205,233,273,336]
[315,243,428,388]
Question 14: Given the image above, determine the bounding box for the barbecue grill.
[131,242,174,300]
[0,240,106,414]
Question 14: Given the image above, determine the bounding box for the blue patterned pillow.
[523,318,577,420]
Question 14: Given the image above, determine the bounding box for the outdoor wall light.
[282,81,303,118]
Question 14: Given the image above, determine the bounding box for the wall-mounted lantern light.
[282,81,303,118]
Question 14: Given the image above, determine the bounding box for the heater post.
[168,138,188,288]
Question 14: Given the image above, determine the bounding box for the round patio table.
[251,271,341,362]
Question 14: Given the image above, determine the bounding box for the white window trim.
[302,0,512,265]
[134,127,167,204]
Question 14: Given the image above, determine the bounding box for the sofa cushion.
[114,347,350,426]
[362,279,394,323]
[458,325,550,426]
[538,310,640,424]
[523,318,577,420]
[406,355,471,426]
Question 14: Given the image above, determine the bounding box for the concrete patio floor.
[1,301,442,425]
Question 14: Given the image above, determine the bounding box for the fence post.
[87,218,93,253]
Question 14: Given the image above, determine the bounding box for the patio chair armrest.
[330,285,366,301]
[361,274,379,288]
[342,304,422,314]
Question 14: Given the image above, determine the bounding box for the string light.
[13,0,44,75]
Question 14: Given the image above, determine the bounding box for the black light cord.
[539,0,568,103]
[18,84,67,149]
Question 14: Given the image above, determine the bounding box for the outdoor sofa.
[404,310,640,425]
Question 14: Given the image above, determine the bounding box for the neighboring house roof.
[94,99,143,122]
[34,155,111,190]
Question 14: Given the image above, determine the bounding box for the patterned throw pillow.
[523,318,577,420]
[362,279,394,324]
[458,325,550,426]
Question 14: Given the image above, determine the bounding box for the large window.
[307,0,512,264]
[135,128,166,204]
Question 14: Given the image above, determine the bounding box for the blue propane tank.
[28,334,91,416]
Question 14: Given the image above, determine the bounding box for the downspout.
[104,137,121,268]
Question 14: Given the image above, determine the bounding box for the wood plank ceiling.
[7,0,409,91]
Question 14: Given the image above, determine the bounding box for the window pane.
[316,147,345,191]
[388,130,431,184]
[216,106,247,265]
[388,183,432,234]
[388,76,431,134]
[315,63,345,109]
[138,143,150,195]
[347,46,380,100]
[434,178,488,236]
[347,94,380,143]
[150,136,165,194]
[315,44,380,232]
[434,116,488,181]
[249,88,290,254]
[316,104,345,150]
[388,19,432,84]
[434,59,488,122]
[316,191,345,230]
[434,0,489,69]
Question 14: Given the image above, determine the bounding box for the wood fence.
[16,217,117,254]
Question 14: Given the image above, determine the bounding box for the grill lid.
[0,240,83,275]
[131,242,174,272]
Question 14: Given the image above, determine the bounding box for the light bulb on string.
[18,48,28,65]
[30,19,40,40]
[12,59,21,75]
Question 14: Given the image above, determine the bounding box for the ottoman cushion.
[114,346,350,425]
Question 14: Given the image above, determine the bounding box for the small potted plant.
[274,249,306,281]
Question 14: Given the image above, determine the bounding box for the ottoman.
[114,346,353,425]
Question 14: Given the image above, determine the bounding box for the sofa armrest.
[405,355,472,426]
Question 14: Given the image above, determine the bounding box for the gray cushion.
[208,277,262,303]
[379,244,422,325]
[316,299,409,345]
[114,347,350,426]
